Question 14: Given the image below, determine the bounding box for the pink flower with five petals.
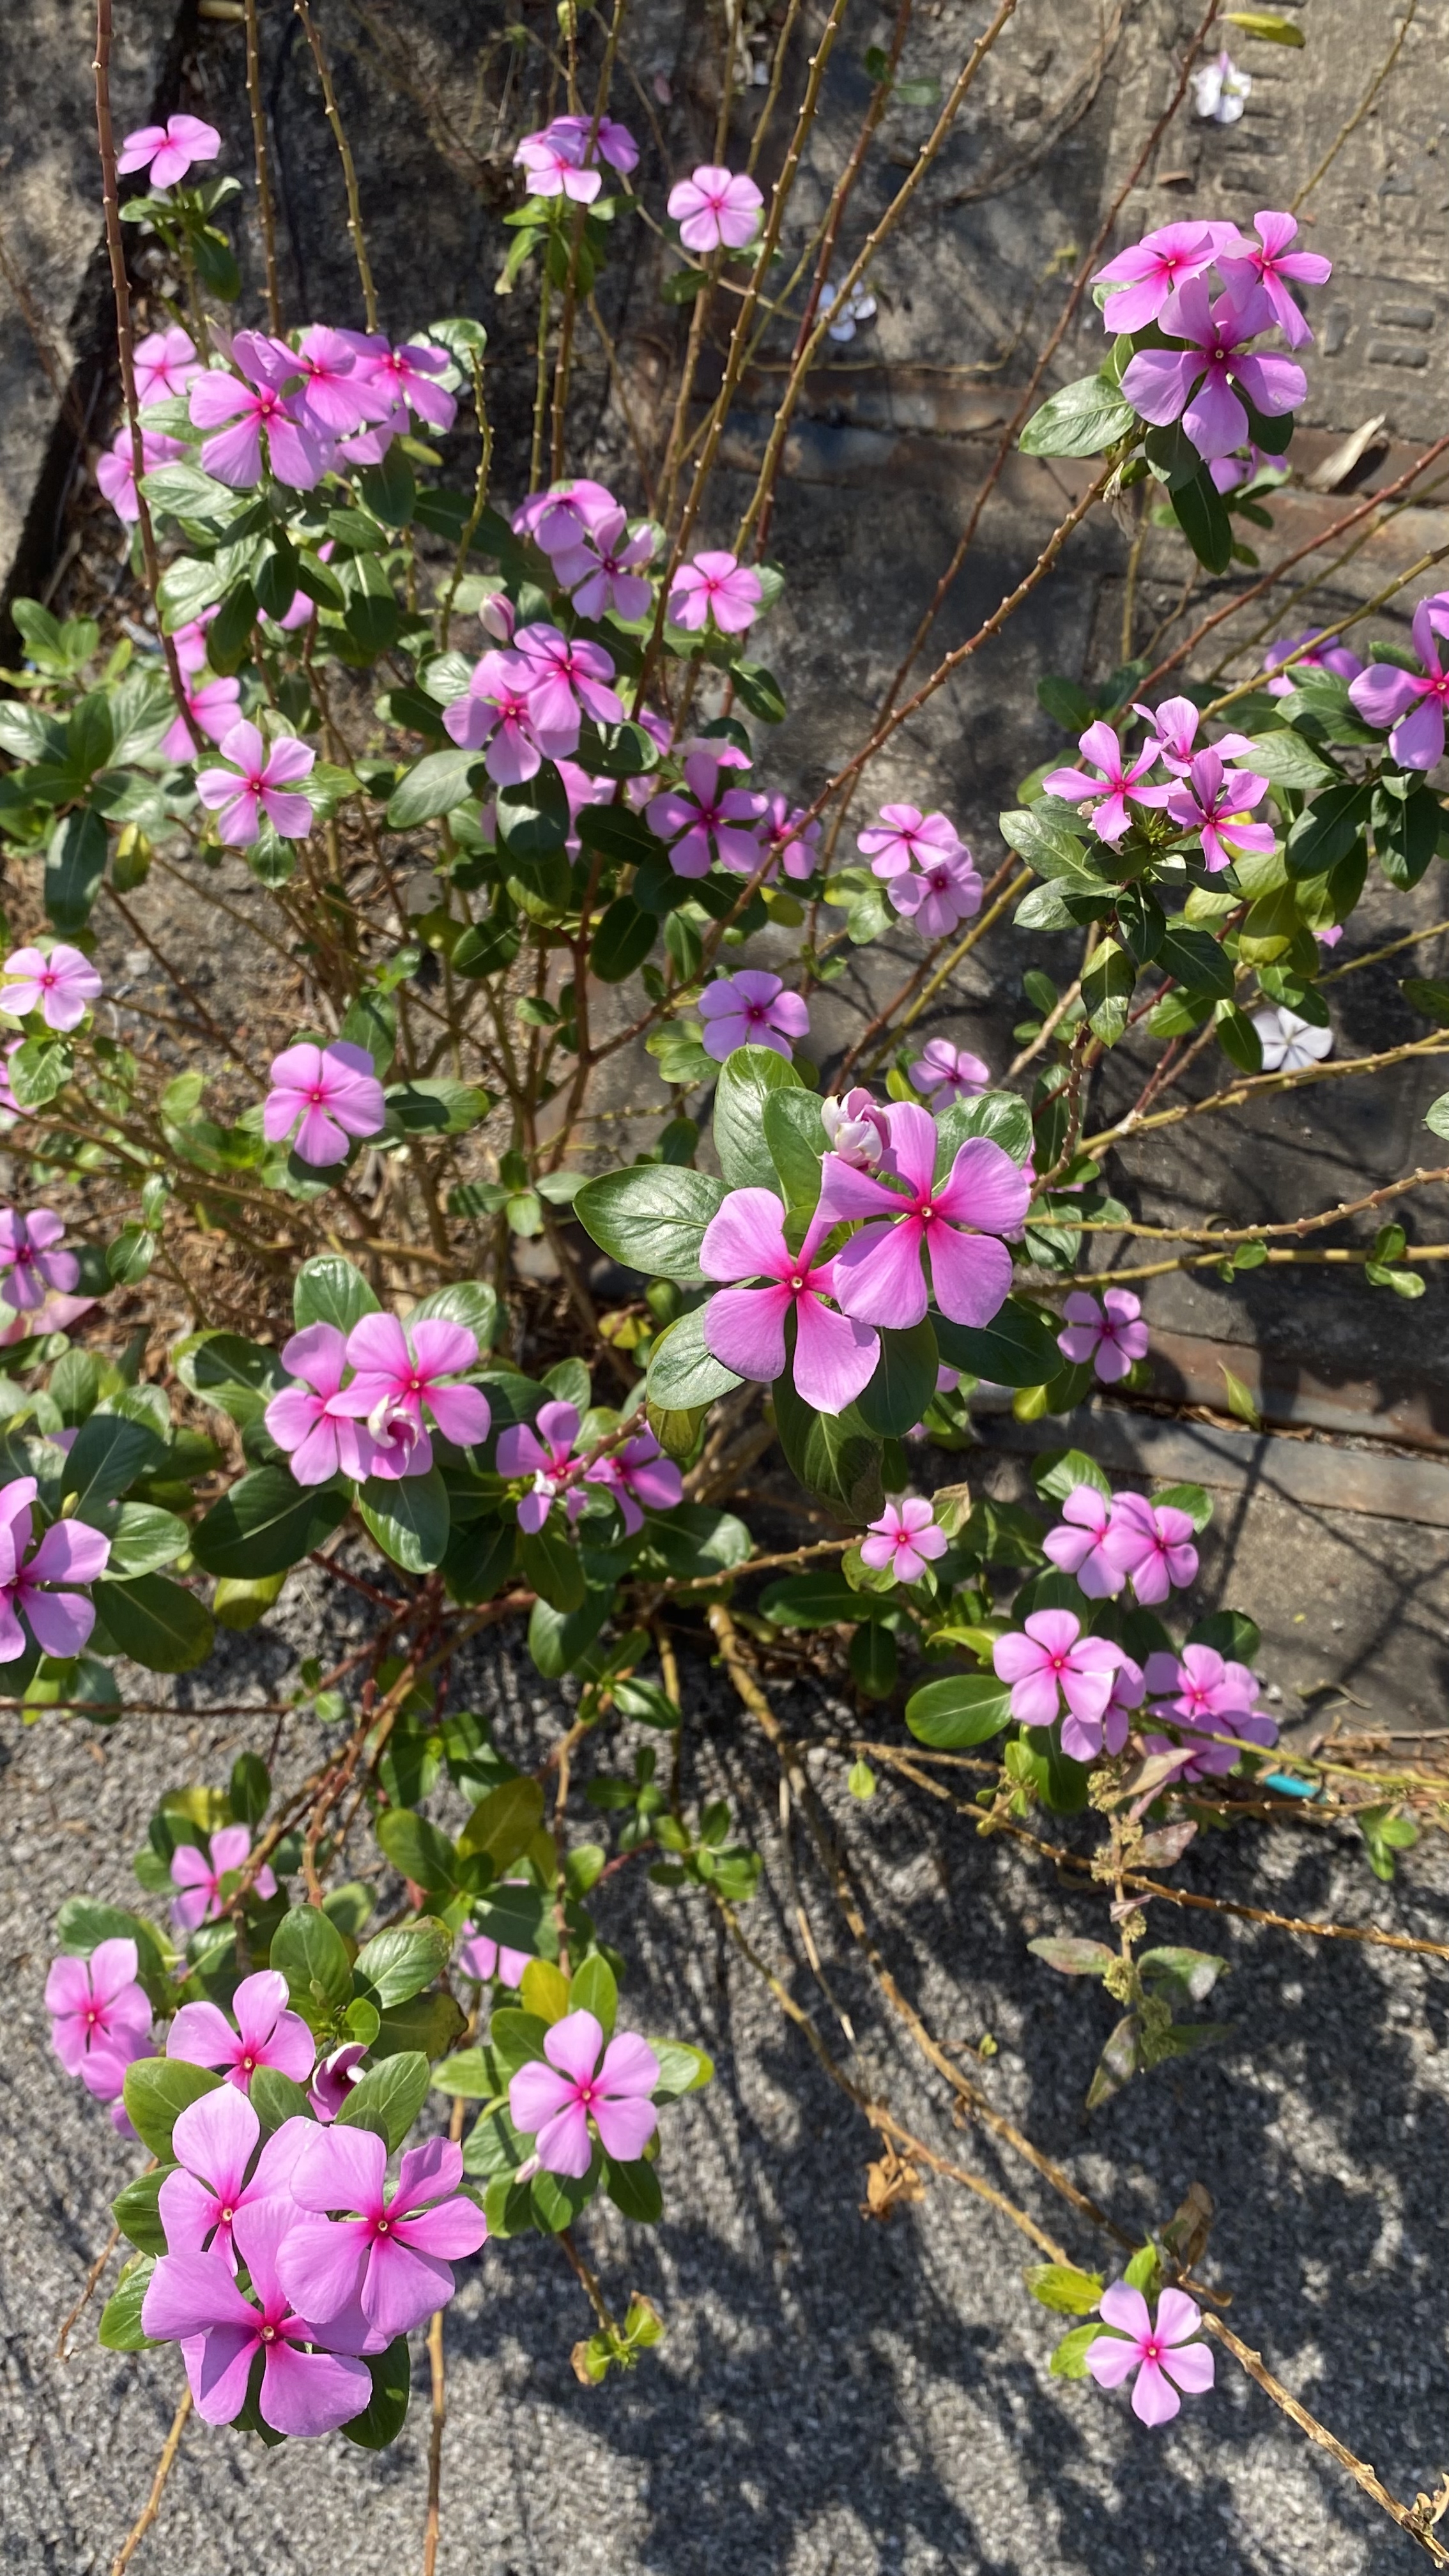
[860,1498,946,1585]
[667,165,763,254]
[992,1607,1126,1742]
[698,969,809,1061]
[584,1432,683,1535]
[45,1936,152,2092]
[1087,2284,1215,2425]
[700,1187,880,1413]
[337,1314,491,1480]
[158,2083,306,2272]
[279,2126,487,2339]
[196,719,316,845]
[509,2007,660,2177]
[668,549,762,634]
[169,1822,277,1933]
[1092,221,1233,334]
[142,2198,374,2436]
[1349,594,1449,770]
[1103,1492,1199,1605]
[1,942,102,1031]
[263,1040,385,1167]
[1121,279,1307,466]
[442,649,545,786]
[118,114,221,188]
[1041,1485,1124,1599]
[0,1473,109,1659]
[815,1100,1030,1332]
[167,1967,316,2094]
[264,1321,379,1485]
[1218,209,1332,350]
[1056,1288,1148,1383]
[857,804,964,882]
[187,332,330,489]
[1043,722,1170,847]
[646,749,764,878]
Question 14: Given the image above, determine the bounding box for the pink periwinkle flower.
[1043,721,1169,847]
[668,549,763,635]
[861,1497,947,1585]
[646,748,764,878]
[134,324,201,407]
[443,648,545,786]
[514,478,619,558]
[279,2127,487,2340]
[3,942,101,1032]
[1102,1492,1199,1606]
[514,621,624,754]
[0,1232,72,1329]
[1041,1485,1124,1600]
[1121,280,1307,466]
[820,1087,892,1170]
[170,1822,277,1934]
[1218,210,1332,350]
[551,503,658,621]
[1064,1650,1145,1764]
[159,668,241,760]
[167,1966,315,2095]
[1142,1644,1276,1779]
[857,804,964,882]
[910,1039,992,1107]
[1087,2284,1214,2425]
[343,334,458,436]
[667,165,764,254]
[0,1473,107,1658]
[509,2006,660,2178]
[159,2083,305,2273]
[549,111,640,178]
[756,792,823,882]
[118,114,221,188]
[96,426,187,525]
[458,1886,535,1988]
[497,1399,586,1533]
[1092,221,1233,334]
[584,1431,683,1536]
[264,1322,379,1485]
[46,1938,152,2109]
[188,332,330,489]
[816,1099,1031,1332]
[1056,1288,1148,1384]
[889,843,983,940]
[285,323,392,441]
[142,2197,372,2436]
[310,2041,369,2123]
[699,1189,880,1414]
[1164,748,1275,873]
[339,1313,491,1480]
[1348,594,1449,770]
[516,124,603,204]
[264,1040,385,1169]
[698,970,809,1062]
[1264,628,1363,696]
[196,719,316,845]
[992,1607,1126,1745]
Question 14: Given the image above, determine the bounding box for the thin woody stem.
[244,0,284,327]
[109,2387,191,2576]
[294,0,379,329]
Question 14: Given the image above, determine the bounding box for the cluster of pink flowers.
[142,326,457,502]
[509,2006,660,2177]
[1096,211,1326,465]
[859,805,982,939]
[698,969,808,1062]
[496,1400,682,1536]
[444,620,625,785]
[264,1039,386,1168]
[1045,694,1273,872]
[1057,1287,1149,1384]
[515,112,639,203]
[512,478,660,620]
[1043,1482,1198,1606]
[265,1313,491,1485]
[46,1936,153,2133]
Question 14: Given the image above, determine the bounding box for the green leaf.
[1169,466,1234,576]
[191,1466,351,1578]
[93,1572,214,1673]
[528,1586,615,1678]
[112,2166,172,2257]
[1082,937,1135,1046]
[604,2154,663,2223]
[934,1297,1061,1389]
[431,2048,498,2098]
[1224,8,1305,39]
[933,1089,1034,1168]
[713,1046,802,1190]
[905,1673,1013,1746]
[336,2051,431,2149]
[250,2068,313,2136]
[763,1087,826,1211]
[353,1919,452,2009]
[1158,921,1234,998]
[98,2253,158,2351]
[574,1167,724,1280]
[45,805,108,933]
[1025,2263,1105,2315]
[63,1411,167,1510]
[123,2058,222,2160]
[457,1776,544,1868]
[339,2336,411,2448]
[772,1372,884,1522]
[385,747,481,829]
[272,1901,354,2013]
[530,2157,600,2232]
[850,1620,897,1699]
[519,1517,586,1612]
[1285,778,1374,880]
[496,769,570,857]
[105,1502,190,1575]
[1019,372,1136,458]
[645,1307,740,1409]
[293,1254,379,1335]
[569,1951,617,2036]
[358,1467,450,1572]
[1049,2320,1101,2379]
[648,2038,715,2099]
[409,1278,499,1353]
[1243,729,1333,794]
[592,896,657,983]
[375,1809,461,1897]
[758,1570,870,1627]
[855,1319,939,1437]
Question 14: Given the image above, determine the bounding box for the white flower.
[1191,49,1250,124]
[1251,1006,1333,1074]
[818,279,878,343]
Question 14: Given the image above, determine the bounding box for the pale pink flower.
[1349,594,1449,770]
[889,845,983,939]
[1043,721,1169,847]
[280,2127,487,2340]
[1165,749,1274,873]
[341,334,457,434]
[0,1209,78,1312]
[170,1822,277,1933]
[1056,1289,1148,1384]
[509,2007,660,2177]
[1121,280,1307,465]
[516,127,602,203]
[1041,1485,1124,1600]
[337,1313,491,1480]
[167,1966,316,2094]
[551,505,657,621]
[857,804,963,882]
[513,479,618,558]
[158,2082,305,2272]
[992,1607,1125,1738]
[909,1039,991,1106]
[667,165,763,254]
[264,1322,379,1485]
[134,325,200,407]
[646,748,764,877]
[1218,210,1331,348]
[699,1188,880,1414]
[496,1399,586,1533]
[1087,2285,1215,2425]
[698,970,809,1062]
[442,648,544,786]
[1092,222,1231,335]
[2,942,102,1030]
[584,1432,683,1535]
[816,1100,1030,1332]
[861,1497,946,1584]
[1102,1492,1199,1605]
[188,331,330,489]
[668,549,763,634]
[118,114,221,188]
[46,1938,152,2099]
[96,426,186,523]
[0,1473,107,1659]
[197,719,316,844]
[264,1039,385,1168]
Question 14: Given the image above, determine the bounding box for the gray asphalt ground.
[6,1485,1449,2576]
